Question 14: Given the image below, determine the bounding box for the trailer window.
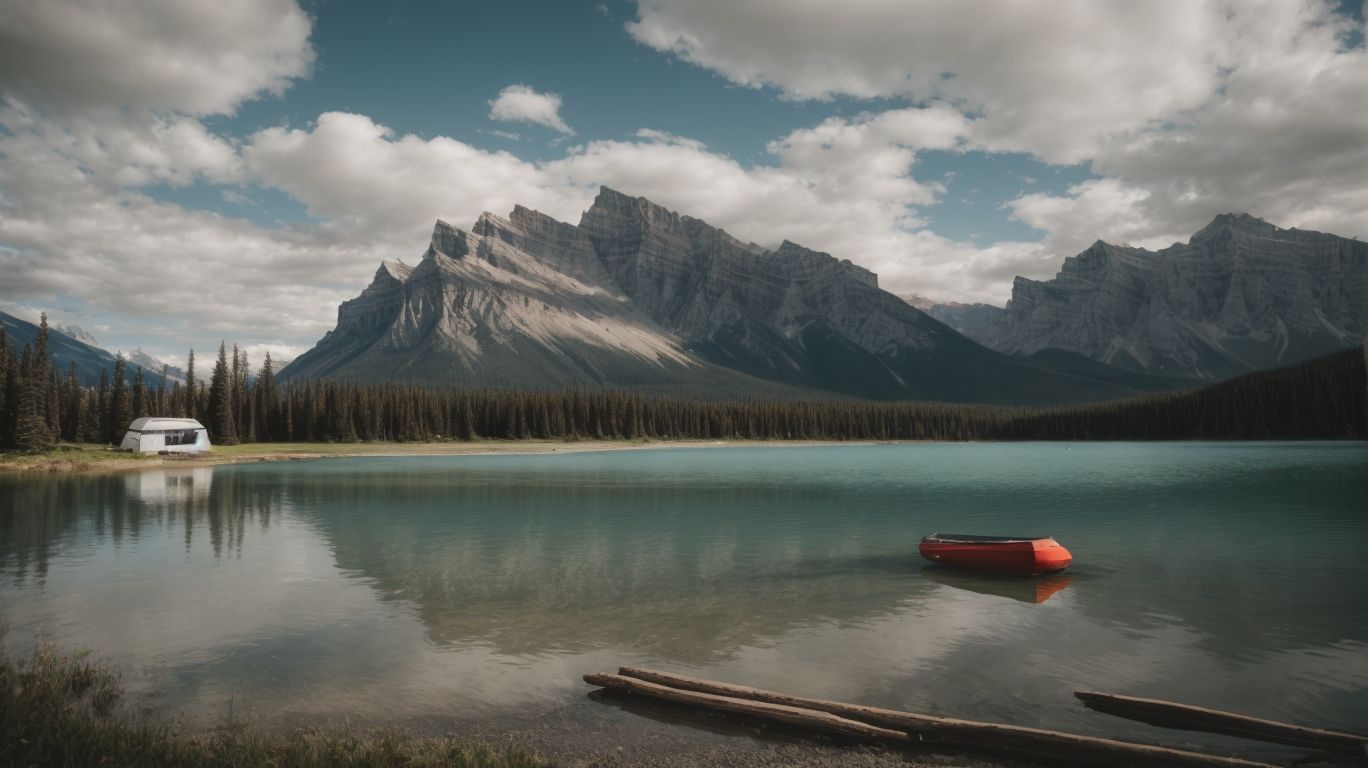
[164,430,198,446]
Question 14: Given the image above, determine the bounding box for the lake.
[2,443,1366,760]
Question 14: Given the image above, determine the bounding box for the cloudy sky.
[1,0,1365,367]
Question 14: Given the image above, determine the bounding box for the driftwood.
[1076,690,1368,754]
[588,667,1276,768]
[582,673,911,743]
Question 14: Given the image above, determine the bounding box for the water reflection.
[921,566,1073,604]
[1,444,1366,751]
[124,467,215,502]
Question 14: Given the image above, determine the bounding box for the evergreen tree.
[0,327,11,448]
[207,342,237,444]
[131,366,146,419]
[87,368,108,443]
[255,352,276,442]
[184,349,196,419]
[33,314,56,441]
[231,345,242,437]
[107,355,131,444]
[63,362,84,442]
[158,363,169,416]
[33,313,49,382]
[45,369,61,442]
[13,346,51,452]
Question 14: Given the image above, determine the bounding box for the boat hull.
[919,535,1072,576]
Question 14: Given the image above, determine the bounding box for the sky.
[1,0,1365,368]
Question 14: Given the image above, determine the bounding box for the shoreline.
[3,437,1362,476]
[0,438,921,475]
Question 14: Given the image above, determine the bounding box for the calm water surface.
[2,443,1366,756]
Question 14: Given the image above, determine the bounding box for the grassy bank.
[0,437,881,473]
[0,442,162,471]
[0,632,548,768]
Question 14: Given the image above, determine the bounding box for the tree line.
[1,314,1364,452]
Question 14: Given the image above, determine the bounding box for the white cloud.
[628,0,1368,286]
[243,342,305,366]
[4,0,1366,360]
[0,100,243,191]
[488,84,575,135]
[0,0,314,117]
[0,0,322,353]
[627,0,1224,164]
[234,106,1013,298]
[0,110,379,347]
[245,112,582,241]
[1008,179,1179,257]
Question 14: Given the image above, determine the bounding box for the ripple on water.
[1,442,1366,753]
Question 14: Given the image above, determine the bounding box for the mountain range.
[0,311,185,386]
[911,214,1366,379]
[278,187,1179,405]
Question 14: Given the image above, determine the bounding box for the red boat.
[919,533,1073,576]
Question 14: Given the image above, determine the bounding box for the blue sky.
[162,0,1092,242]
[1,0,1365,367]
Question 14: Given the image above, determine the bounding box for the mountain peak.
[378,259,411,283]
[596,184,634,201]
[1192,212,1277,241]
[429,219,472,259]
[54,322,100,346]
[584,185,680,226]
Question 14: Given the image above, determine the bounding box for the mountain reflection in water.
[1,443,1366,758]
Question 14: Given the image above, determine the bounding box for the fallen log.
[582,673,911,744]
[1075,690,1368,754]
[595,667,1275,768]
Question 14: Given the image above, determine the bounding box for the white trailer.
[118,417,212,454]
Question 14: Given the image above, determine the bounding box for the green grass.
[203,439,610,457]
[0,631,550,768]
[0,442,159,468]
[2,437,682,472]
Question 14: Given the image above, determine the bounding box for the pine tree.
[13,346,51,452]
[255,352,276,442]
[184,349,196,419]
[231,344,242,437]
[207,342,237,444]
[157,363,169,416]
[234,346,251,440]
[108,354,131,444]
[45,369,61,442]
[14,379,51,452]
[33,313,55,441]
[131,366,146,419]
[0,327,11,448]
[87,368,108,443]
[63,362,83,442]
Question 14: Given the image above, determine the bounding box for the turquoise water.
[2,443,1366,756]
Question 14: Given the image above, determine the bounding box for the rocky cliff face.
[967,214,1368,379]
[280,188,1179,404]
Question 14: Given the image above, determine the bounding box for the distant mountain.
[949,214,1367,379]
[280,187,1182,405]
[53,322,101,347]
[0,311,185,386]
[898,293,936,312]
[898,294,1005,340]
[127,349,186,384]
[2,311,119,385]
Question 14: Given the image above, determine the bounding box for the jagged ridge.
[953,214,1368,379]
[280,188,1182,404]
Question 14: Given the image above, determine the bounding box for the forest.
[1,314,1365,452]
